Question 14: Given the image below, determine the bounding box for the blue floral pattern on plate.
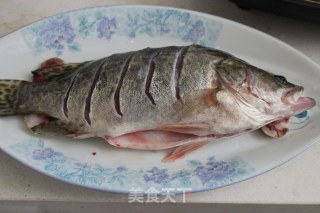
[22,16,80,56]
[9,138,254,193]
[96,16,117,40]
[182,20,206,43]
[22,7,223,56]
[289,110,311,130]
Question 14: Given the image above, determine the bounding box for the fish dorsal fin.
[31,58,90,83]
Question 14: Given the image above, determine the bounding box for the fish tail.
[0,80,25,116]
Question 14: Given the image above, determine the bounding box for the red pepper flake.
[92,152,97,156]
[115,143,121,147]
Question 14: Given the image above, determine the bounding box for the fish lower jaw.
[272,97,316,118]
[267,96,315,118]
[292,97,316,114]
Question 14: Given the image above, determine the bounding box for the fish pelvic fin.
[24,113,72,136]
[31,58,91,83]
[162,142,209,163]
[0,80,26,116]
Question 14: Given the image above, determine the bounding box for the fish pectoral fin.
[162,142,209,163]
[24,113,68,136]
[105,130,213,162]
[31,58,91,83]
[105,130,196,150]
[24,113,49,129]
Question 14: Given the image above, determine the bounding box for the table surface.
[0,0,320,205]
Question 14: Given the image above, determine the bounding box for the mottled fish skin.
[90,45,231,136]
[14,45,259,136]
[14,44,314,140]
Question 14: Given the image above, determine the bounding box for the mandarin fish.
[0,45,315,162]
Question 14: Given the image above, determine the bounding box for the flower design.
[170,169,192,187]
[10,138,254,192]
[38,16,76,52]
[73,162,92,170]
[116,166,128,172]
[126,9,190,39]
[22,7,222,56]
[97,16,117,40]
[64,163,101,185]
[183,20,206,43]
[32,148,62,160]
[144,167,169,184]
[78,16,96,39]
[106,166,128,185]
[157,26,170,36]
[195,161,236,184]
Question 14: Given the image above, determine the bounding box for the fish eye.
[275,75,287,85]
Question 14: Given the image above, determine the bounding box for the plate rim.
[0,4,320,195]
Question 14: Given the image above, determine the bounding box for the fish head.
[217,59,316,118]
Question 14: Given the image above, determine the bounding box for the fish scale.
[66,59,101,126]
[90,52,132,133]
[119,48,160,120]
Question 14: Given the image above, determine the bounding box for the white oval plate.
[0,5,319,194]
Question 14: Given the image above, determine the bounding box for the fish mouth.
[283,86,304,105]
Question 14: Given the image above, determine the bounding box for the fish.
[0,44,316,162]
